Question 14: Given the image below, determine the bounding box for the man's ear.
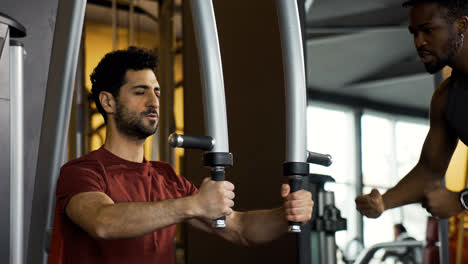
[99,91,116,114]
[456,16,468,34]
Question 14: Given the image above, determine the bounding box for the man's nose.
[147,93,159,108]
[414,33,427,49]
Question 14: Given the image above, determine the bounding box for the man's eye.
[135,91,145,95]
[423,28,433,34]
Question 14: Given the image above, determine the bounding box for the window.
[362,111,430,246]
[307,103,430,262]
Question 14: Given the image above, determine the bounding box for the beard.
[422,31,463,74]
[114,101,158,140]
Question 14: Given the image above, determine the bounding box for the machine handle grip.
[307,151,333,167]
[168,133,214,151]
[211,169,226,228]
[288,175,303,233]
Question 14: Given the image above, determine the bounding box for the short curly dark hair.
[403,0,468,23]
[90,46,158,122]
[394,223,407,235]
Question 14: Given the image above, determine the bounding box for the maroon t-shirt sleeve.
[156,162,198,196]
[55,161,107,214]
[180,173,198,196]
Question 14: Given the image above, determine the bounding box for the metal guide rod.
[27,1,86,263]
[189,0,231,228]
[112,0,117,50]
[190,0,229,153]
[434,71,449,264]
[10,41,25,264]
[276,0,307,163]
[276,0,308,236]
[129,0,134,46]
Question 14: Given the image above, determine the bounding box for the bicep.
[66,192,114,237]
[419,103,457,174]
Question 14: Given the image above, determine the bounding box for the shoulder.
[58,150,108,187]
[61,150,105,175]
[149,161,198,195]
[430,78,452,121]
[150,160,175,171]
[432,78,451,106]
[148,161,178,177]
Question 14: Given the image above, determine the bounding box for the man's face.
[113,69,160,140]
[408,3,461,73]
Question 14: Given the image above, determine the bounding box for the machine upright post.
[0,12,26,264]
[190,0,229,153]
[276,0,309,263]
[10,40,25,264]
[172,0,232,228]
[27,1,86,263]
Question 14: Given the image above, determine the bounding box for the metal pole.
[354,109,364,245]
[75,33,85,158]
[455,163,468,264]
[189,0,232,228]
[158,0,175,164]
[276,0,309,263]
[434,71,450,264]
[323,192,337,264]
[112,0,117,50]
[10,40,25,264]
[129,0,134,46]
[277,0,307,164]
[27,1,86,263]
[190,0,229,153]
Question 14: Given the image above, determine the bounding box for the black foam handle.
[168,133,214,151]
[307,151,333,167]
[288,176,303,232]
[211,170,225,181]
[211,169,226,228]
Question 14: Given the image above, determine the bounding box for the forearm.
[235,207,288,246]
[188,208,288,246]
[94,196,196,239]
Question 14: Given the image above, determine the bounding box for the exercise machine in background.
[0,12,26,264]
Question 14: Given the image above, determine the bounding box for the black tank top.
[445,71,468,145]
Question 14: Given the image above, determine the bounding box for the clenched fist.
[355,189,385,218]
[281,184,314,223]
[193,177,235,220]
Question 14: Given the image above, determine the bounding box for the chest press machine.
[23,0,350,264]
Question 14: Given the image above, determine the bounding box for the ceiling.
[305,0,435,116]
[85,0,434,117]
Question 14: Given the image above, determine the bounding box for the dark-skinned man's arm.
[355,80,458,218]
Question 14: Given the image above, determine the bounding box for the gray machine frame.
[1,12,27,264]
[169,0,232,228]
[10,40,26,264]
[276,1,338,264]
[190,0,230,154]
[276,0,312,263]
[27,1,86,263]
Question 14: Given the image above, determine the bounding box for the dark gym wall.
[0,0,59,261]
[183,0,297,263]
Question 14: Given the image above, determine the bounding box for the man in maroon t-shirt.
[48,47,314,264]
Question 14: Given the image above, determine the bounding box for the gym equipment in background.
[0,12,26,264]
